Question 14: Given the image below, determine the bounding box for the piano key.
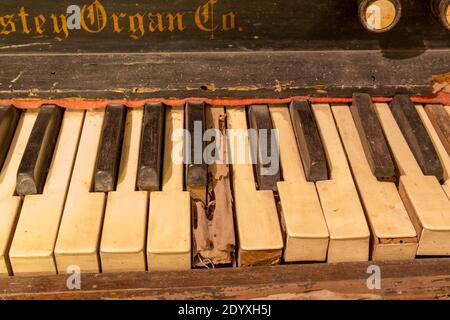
[55,109,106,273]
[100,108,148,272]
[289,100,328,181]
[147,107,191,271]
[374,103,450,256]
[16,105,63,196]
[94,105,127,192]
[332,104,418,260]
[193,106,235,267]
[136,103,164,191]
[390,95,444,181]
[0,105,20,172]
[226,106,283,266]
[312,103,370,262]
[357,0,401,32]
[185,102,207,201]
[9,110,84,275]
[351,93,395,180]
[269,105,329,262]
[0,110,38,275]
[424,104,450,157]
[417,105,450,199]
[247,104,280,191]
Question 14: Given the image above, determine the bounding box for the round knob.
[358,0,402,33]
[432,0,450,30]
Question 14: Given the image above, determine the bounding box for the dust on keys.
[1,99,450,276]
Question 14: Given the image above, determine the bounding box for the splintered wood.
[192,106,235,267]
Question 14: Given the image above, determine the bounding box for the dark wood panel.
[94,105,127,192]
[0,50,448,100]
[351,93,396,180]
[390,95,444,181]
[289,100,328,181]
[248,104,280,191]
[424,104,450,157]
[0,259,449,299]
[0,0,448,53]
[16,105,63,195]
[0,106,20,172]
[137,103,165,191]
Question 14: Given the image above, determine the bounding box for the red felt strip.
[0,92,449,109]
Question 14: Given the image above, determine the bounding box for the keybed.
[1,98,450,276]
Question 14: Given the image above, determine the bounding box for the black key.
[248,104,280,191]
[0,105,20,172]
[16,105,63,195]
[390,95,444,181]
[185,102,207,201]
[137,103,164,191]
[351,93,396,180]
[289,100,328,181]
[94,105,127,192]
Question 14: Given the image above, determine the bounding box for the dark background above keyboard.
[0,0,448,53]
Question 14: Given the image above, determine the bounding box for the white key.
[312,103,370,262]
[55,109,106,273]
[269,104,329,262]
[9,110,84,275]
[100,108,148,272]
[147,107,191,271]
[0,110,38,276]
[332,104,417,260]
[375,103,450,256]
[226,106,283,266]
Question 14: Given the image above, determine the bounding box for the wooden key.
[312,103,370,263]
[9,110,84,275]
[375,103,450,256]
[55,109,106,273]
[94,105,127,192]
[101,108,148,272]
[390,95,444,181]
[227,106,283,266]
[0,105,20,172]
[289,100,328,181]
[147,107,191,271]
[333,104,417,261]
[137,103,164,191]
[248,105,280,191]
[357,0,401,32]
[424,104,450,157]
[16,105,63,195]
[0,111,39,275]
[269,105,329,262]
[351,93,395,180]
[185,101,207,202]
[192,106,235,267]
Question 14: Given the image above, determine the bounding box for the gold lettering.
[34,15,46,34]
[195,0,218,33]
[129,13,145,39]
[111,13,126,33]
[222,12,236,31]
[148,13,165,32]
[0,15,16,35]
[50,14,68,40]
[167,13,186,32]
[80,0,107,33]
[18,7,31,34]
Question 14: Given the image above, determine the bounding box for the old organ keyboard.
[0,0,449,299]
[1,96,450,275]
